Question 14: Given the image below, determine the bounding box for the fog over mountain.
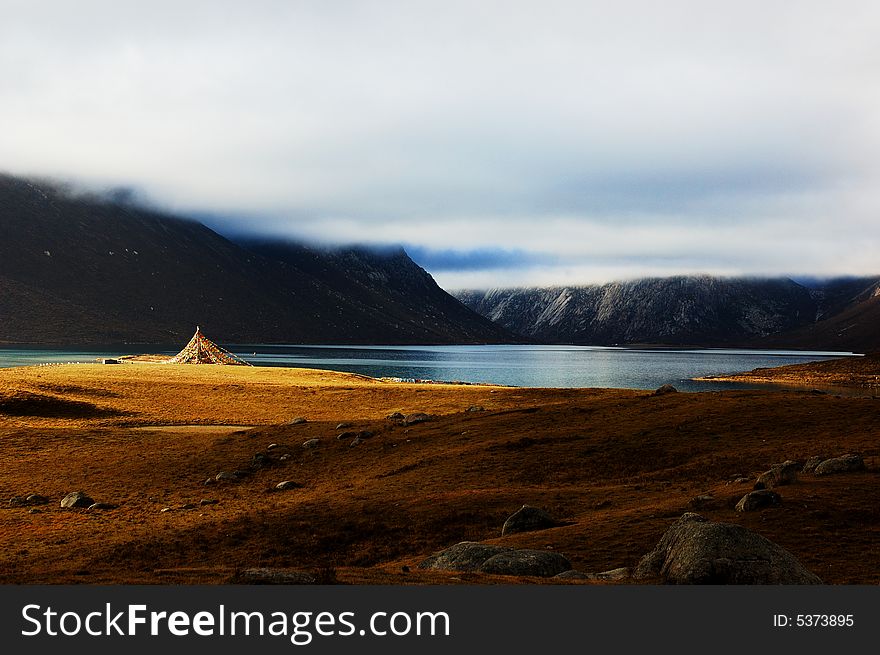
[3,2,880,288]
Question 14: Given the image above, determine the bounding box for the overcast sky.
[2,1,879,289]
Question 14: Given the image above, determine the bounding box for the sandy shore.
[1,363,878,584]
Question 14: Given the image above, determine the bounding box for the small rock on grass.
[215,471,237,482]
[735,490,781,512]
[814,454,865,476]
[554,570,591,580]
[275,481,302,491]
[302,438,320,449]
[60,491,94,509]
[501,505,559,536]
[289,417,308,425]
[200,499,219,506]
[88,503,118,511]
[402,412,431,425]
[478,550,572,577]
[653,384,677,396]
[754,460,800,489]
[236,568,316,585]
[802,456,824,474]
[336,422,353,430]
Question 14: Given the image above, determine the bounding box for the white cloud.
[2,1,879,286]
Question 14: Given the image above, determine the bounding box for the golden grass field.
[1,362,878,584]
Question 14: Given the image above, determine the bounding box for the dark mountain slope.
[759,279,880,353]
[0,174,512,345]
[456,277,817,346]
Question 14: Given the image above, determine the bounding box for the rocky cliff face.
[456,275,880,349]
[0,174,513,345]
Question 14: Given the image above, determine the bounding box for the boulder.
[653,384,677,396]
[554,570,591,580]
[754,461,800,489]
[402,412,431,425]
[802,456,824,474]
[501,505,559,536]
[814,454,865,476]
[275,480,302,491]
[735,490,781,512]
[478,549,572,577]
[60,491,94,509]
[689,494,715,510]
[418,542,512,572]
[592,567,630,581]
[236,568,316,585]
[634,513,821,584]
[302,438,320,449]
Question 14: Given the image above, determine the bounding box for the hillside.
[1,364,878,584]
[456,276,880,352]
[0,174,512,345]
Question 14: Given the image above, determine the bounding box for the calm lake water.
[0,344,856,391]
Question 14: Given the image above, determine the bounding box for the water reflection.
[0,343,856,391]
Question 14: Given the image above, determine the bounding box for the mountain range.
[2,172,877,352]
[0,174,512,345]
[455,276,880,353]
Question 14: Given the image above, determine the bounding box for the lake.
[0,344,856,391]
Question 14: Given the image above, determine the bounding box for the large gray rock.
[418,542,512,572]
[755,461,800,489]
[735,490,782,512]
[634,513,821,584]
[802,456,825,474]
[501,505,559,536]
[60,491,94,509]
[814,454,865,476]
[478,549,572,577]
